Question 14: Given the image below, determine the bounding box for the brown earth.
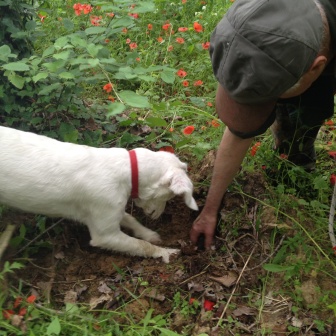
[1,151,335,335]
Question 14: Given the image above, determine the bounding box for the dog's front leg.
[87,216,179,263]
[120,213,162,244]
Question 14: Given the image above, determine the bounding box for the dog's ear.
[168,170,198,211]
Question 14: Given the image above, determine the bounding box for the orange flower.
[126,38,131,44]
[207,102,213,107]
[193,80,203,86]
[167,45,174,51]
[178,27,188,32]
[103,83,113,93]
[325,120,334,125]
[136,57,141,62]
[129,42,137,49]
[105,39,110,43]
[162,23,171,30]
[106,12,115,17]
[147,23,153,30]
[250,142,261,156]
[182,0,187,3]
[183,125,195,135]
[157,36,164,43]
[211,120,220,128]
[90,15,101,26]
[169,127,174,132]
[175,37,185,44]
[202,42,210,49]
[193,22,203,32]
[108,96,115,102]
[159,146,175,153]
[122,28,128,33]
[182,80,189,87]
[177,69,187,78]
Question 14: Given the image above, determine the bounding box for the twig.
[246,235,286,271]
[14,218,64,256]
[0,224,17,260]
[179,265,210,285]
[213,245,257,331]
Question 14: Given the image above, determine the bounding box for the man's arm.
[190,127,254,248]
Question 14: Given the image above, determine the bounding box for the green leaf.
[131,2,155,13]
[0,45,11,62]
[160,70,175,84]
[327,302,336,316]
[39,83,61,95]
[70,35,87,48]
[86,43,103,57]
[110,17,134,29]
[53,51,71,60]
[119,90,150,108]
[62,18,74,31]
[145,117,167,127]
[42,46,55,58]
[54,36,69,50]
[32,72,48,83]
[263,264,295,273]
[25,20,36,31]
[85,26,106,35]
[59,72,75,79]
[46,317,61,335]
[106,102,126,117]
[59,123,78,143]
[6,71,25,89]
[3,62,29,71]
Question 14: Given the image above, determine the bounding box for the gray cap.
[210,0,323,104]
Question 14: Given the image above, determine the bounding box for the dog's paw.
[142,231,162,244]
[161,248,180,263]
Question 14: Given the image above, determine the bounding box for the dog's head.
[133,150,198,219]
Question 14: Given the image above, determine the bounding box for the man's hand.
[190,211,218,249]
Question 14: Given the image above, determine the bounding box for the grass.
[1,0,336,334]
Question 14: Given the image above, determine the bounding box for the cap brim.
[216,84,277,139]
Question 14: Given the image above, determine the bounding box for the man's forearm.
[203,127,254,214]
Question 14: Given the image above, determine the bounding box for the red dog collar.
[129,150,139,199]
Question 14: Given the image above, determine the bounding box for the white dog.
[0,126,198,263]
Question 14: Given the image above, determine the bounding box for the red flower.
[147,23,153,30]
[129,42,137,49]
[128,13,139,19]
[328,151,336,160]
[203,299,215,311]
[193,80,203,86]
[177,69,187,78]
[175,37,185,44]
[202,42,210,50]
[167,45,174,51]
[250,142,261,156]
[325,120,334,126]
[279,153,288,159]
[183,125,195,135]
[182,0,187,3]
[157,36,164,43]
[26,295,37,304]
[189,298,197,305]
[207,102,213,107]
[126,38,131,44]
[2,309,15,320]
[193,22,203,32]
[330,174,336,186]
[14,297,23,309]
[182,80,189,87]
[136,57,140,62]
[178,27,188,32]
[108,96,115,102]
[162,23,171,30]
[159,146,175,154]
[122,28,128,33]
[18,307,27,316]
[169,127,174,132]
[106,12,115,17]
[103,83,113,93]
